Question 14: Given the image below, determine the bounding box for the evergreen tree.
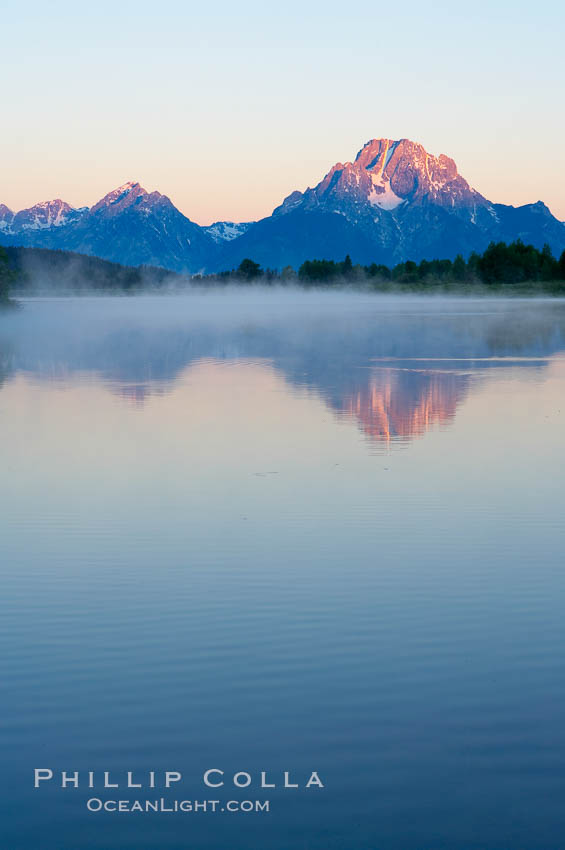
[341,254,353,277]
[0,247,14,302]
[467,251,481,279]
[367,263,392,280]
[452,254,466,281]
[298,259,339,283]
[540,244,555,281]
[237,258,262,280]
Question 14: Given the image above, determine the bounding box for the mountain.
[218,138,565,269]
[1,140,564,272]
[0,182,214,272]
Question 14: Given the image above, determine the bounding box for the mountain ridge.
[1,138,564,272]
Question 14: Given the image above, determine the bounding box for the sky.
[2,0,564,225]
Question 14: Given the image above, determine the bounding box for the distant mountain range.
[1,138,564,272]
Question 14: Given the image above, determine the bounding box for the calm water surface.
[1,293,565,850]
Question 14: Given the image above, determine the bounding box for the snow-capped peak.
[275,137,487,218]
[91,182,147,211]
[11,199,76,231]
[113,181,141,198]
[204,221,252,243]
[0,204,14,232]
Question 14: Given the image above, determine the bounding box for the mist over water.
[3,291,565,402]
[1,292,565,850]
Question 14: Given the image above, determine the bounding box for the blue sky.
[2,0,564,223]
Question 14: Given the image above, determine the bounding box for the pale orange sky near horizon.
[3,133,565,227]
[2,1,564,225]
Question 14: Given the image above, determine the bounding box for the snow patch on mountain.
[105,183,139,204]
[0,205,14,232]
[21,202,69,229]
[9,200,77,232]
[204,221,251,243]
[368,173,405,211]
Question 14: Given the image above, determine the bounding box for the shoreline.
[7,283,565,300]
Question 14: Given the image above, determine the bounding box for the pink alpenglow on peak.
[12,199,77,231]
[352,138,486,207]
[91,182,153,214]
[274,138,487,217]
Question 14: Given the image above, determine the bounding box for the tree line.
[0,246,176,297]
[2,241,565,300]
[0,247,16,303]
[214,241,565,289]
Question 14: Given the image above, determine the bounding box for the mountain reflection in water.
[0,293,564,446]
[332,367,467,443]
